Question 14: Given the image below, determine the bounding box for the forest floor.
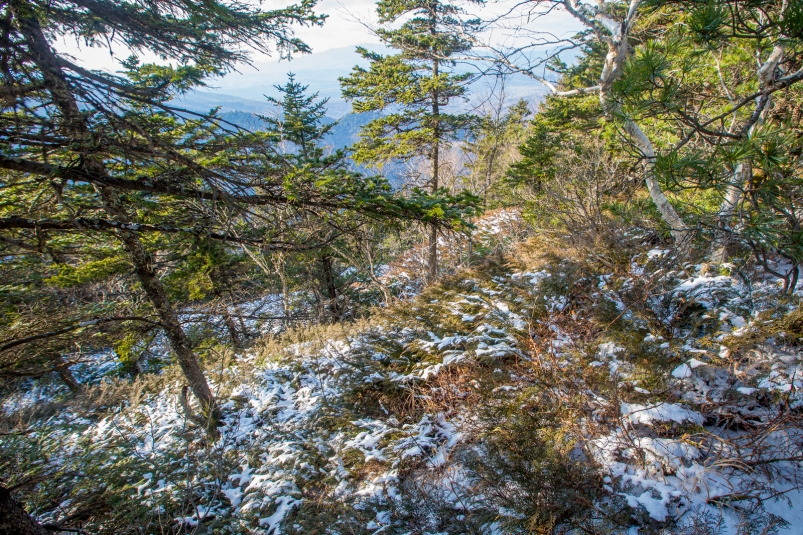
[3,216,803,534]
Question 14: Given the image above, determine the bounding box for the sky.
[55,0,580,72]
[55,1,381,73]
[53,0,582,113]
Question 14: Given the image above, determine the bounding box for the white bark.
[710,44,784,262]
[579,0,691,254]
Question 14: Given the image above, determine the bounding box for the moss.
[772,305,803,344]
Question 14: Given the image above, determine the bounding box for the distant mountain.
[176,44,551,119]
[193,45,379,118]
[173,91,271,115]
[213,110,410,186]
[216,110,380,152]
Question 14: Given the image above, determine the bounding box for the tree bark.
[12,4,219,422]
[710,45,783,262]
[0,485,49,535]
[53,356,81,393]
[619,114,692,255]
[222,311,243,349]
[711,161,751,263]
[320,253,342,322]
[428,10,440,283]
[563,0,692,255]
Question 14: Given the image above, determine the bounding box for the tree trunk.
[0,485,49,535]
[591,2,691,256]
[620,115,692,255]
[13,5,218,423]
[710,45,782,262]
[53,356,81,393]
[223,311,243,349]
[101,192,219,422]
[711,161,751,263]
[429,53,440,283]
[277,255,290,328]
[320,253,342,322]
[209,270,244,349]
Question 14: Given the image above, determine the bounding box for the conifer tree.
[340,0,481,282]
[0,0,326,426]
[259,75,348,321]
[265,73,335,161]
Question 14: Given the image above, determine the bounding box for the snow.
[621,402,704,425]
[4,241,803,534]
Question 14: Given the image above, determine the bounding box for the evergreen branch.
[0,316,162,353]
[0,215,339,248]
[674,67,803,150]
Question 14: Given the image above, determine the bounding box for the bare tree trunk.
[209,270,244,349]
[53,356,80,393]
[320,253,342,322]
[120,229,219,421]
[277,255,291,328]
[13,5,218,422]
[429,54,440,283]
[241,245,291,327]
[222,311,243,348]
[0,485,48,535]
[332,241,392,304]
[710,45,783,262]
[711,161,750,263]
[619,115,692,254]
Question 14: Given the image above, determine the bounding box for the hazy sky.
[56,1,381,72]
[54,0,581,75]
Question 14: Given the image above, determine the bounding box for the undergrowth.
[2,226,802,534]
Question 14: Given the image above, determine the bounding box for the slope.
[2,216,802,535]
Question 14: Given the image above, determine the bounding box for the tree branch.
[0,316,162,353]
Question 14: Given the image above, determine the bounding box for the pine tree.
[0,0,323,424]
[340,0,481,282]
[264,73,336,160]
[260,75,349,321]
[0,2,481,429]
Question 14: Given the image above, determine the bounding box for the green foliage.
[340,0,480,174]
[686,1,729,43]
[463,99,532,203]
[464,394,603,534]
[781,0,803,39]
[45,256,130,288]
[507,94,603,190]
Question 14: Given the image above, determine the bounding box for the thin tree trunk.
[429,51,440,283]
[590,0,691,256]
[710,45,783,262]
[13,5,219,422]
[95,185,219,421]
[272,252,291,328]
[620,115,692,255]
[222,311,243,348]
[711,161,750,263]
[320,253,341,321]
[0,485,48,535]
[53,356,81,393]
[209,271,244,349]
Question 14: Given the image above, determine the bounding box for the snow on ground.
[3,241,803,534]
[380,207,526,297]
